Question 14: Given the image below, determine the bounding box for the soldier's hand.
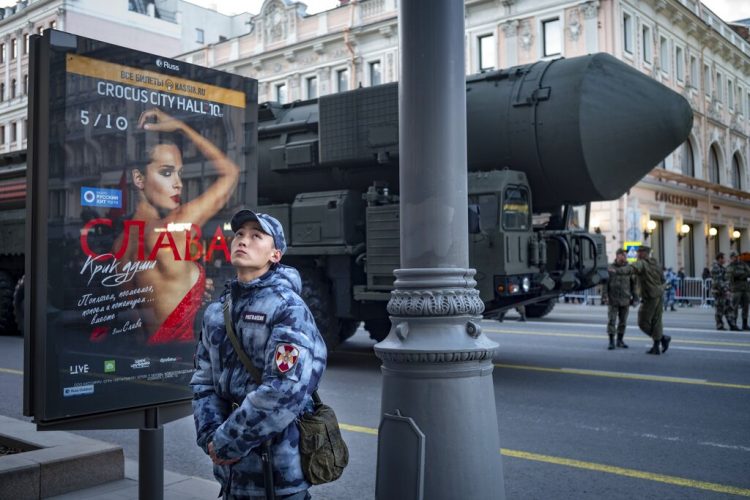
[208,442,240,466]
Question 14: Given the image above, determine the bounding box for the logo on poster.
[156,58,180,71]
[63,385,94,397]
[81,187,122,208]
[69,364,89,375]
[131,358,151,369]
[104,360,116,373]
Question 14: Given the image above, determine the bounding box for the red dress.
[147,264,205,345]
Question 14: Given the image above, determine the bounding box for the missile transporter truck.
[0,53,692,349]
[253,52,692,347]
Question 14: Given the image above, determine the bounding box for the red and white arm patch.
[274,343,300,374]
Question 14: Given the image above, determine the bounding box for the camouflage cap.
[615,248,627,255]
[730,251,739,258]
[637,245,651,252]
[230,209,287,255]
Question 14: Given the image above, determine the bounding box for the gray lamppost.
[373,1,505,499]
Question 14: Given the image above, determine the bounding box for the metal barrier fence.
[562,278,715,307]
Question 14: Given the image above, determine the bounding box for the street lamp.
[677,223,690,242]
[643,219,657,240]
[731,229,741,245]
[707,226,718,242]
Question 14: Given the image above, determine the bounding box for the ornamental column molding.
[373,1,505,499]
[501,20,519,67]
[15,28,22,99]
[582,0,600,53]
[4,35,10,101]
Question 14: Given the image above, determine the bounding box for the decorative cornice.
[386,268,485,317]
[501,19,518,39]
[376,349,495,364]
[581,0,600,20]
[387,288,485,316]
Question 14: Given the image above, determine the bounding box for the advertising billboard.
[25,31,257,423]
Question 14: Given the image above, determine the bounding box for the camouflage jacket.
[605,261,637,306]
[711,262,730,294]
[191,264,327,497]
[727,261,750,292]
[613,257,664,299]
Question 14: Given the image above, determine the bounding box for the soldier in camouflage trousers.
[727,251,750,331]
[191,210,327,499]
[711,253,738,331]
[604,249,637,350]
[610,246,671,355]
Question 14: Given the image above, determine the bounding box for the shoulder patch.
[243,312,267,323]
[274,343,300,374]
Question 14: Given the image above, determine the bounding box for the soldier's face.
[718,256,726,265]
[231,221,281,271]
[616,253,626,264]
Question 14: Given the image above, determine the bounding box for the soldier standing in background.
[711,253,738,331]
[604,249,637,350]
[663,268,677,312]
[611,246,671,355]
[727,251,750,331]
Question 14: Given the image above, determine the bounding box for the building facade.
[0,0,250,188]
[179,0,744,276]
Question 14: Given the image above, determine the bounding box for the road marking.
[339,422,750,497]
[673,346,750,354]
[0,367,22,375]
[339,423,378,435]
[512,319,729,335]
[500,449,750,497]
[494,363,750,390]
[484,327,750,348]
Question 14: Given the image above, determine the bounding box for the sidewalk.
[48,459,220,500]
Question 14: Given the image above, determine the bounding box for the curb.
[0,415,124,499]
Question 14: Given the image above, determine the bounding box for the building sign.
[25,31,257,423]
[654,191,698,208]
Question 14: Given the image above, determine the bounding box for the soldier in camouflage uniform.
[611,246,671,355]
[604,249,637,350]
[727,251,750,331]
[711,253,738,331]
[191,210,327,499]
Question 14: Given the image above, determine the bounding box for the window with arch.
[680,139,694,177]
[732,153,743,190]
[709,144,720,184]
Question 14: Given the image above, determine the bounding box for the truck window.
[479,194,499,229]
[502,186,529,230]
[567,204,588,231]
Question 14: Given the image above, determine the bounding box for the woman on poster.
[113,108,239,345]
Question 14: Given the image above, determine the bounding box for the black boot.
[660,335,671,353]
[608,335,615,350]
[646,340,660,355]
[743,321,750,331]
[730,323,740,331]
[616,335,628,348]
[717,323,725,331]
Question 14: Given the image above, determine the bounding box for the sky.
[0,0,746,24]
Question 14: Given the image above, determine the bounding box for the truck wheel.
[299,269,350,351]
[364,318,391,342]
[0,271,18,335]
[524,299,556,318]
[13,275,24,335]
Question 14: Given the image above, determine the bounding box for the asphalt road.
[1,302,749,499]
